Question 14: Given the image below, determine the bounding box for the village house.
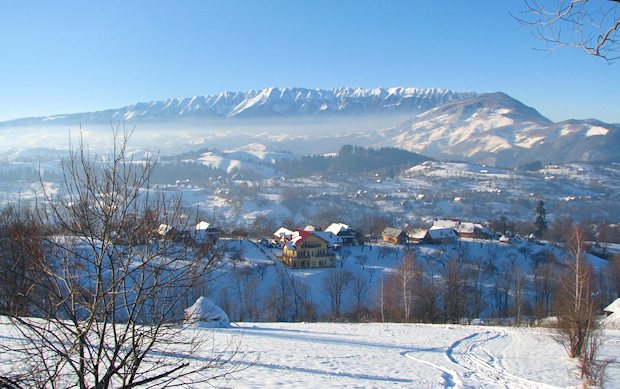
[325,222,358,245]
[427,226,458,244]
[157,223,192,243]
[407,228,429,244]
[382,227,407,244]
[499,234,511,244]
[456,222,475,238]
[194,221,219,245]
[433,219,460,229]
[274,227,294,245]
[457,222,490,239]
[433,219,489,239]
[280,230,336,268]
[158,221,219,247]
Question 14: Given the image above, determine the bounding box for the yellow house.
[281,230,336,268]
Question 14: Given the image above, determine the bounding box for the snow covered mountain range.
[1,87,618,167]
[3,87,470,125]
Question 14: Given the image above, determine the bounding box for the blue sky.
[0,1,618,123]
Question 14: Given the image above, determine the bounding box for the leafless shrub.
[0,127,247,387]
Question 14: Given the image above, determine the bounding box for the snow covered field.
[1,319,618,388]
[206,322,620,388]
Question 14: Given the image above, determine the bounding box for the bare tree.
[378,245,395,261]
[443,259,468,324]
[229,246,245,269]
[0,130,243,388]
[512,267,527,325]
[232,266,259,321]
[518,0,620,62]
[394,249,419,322]
[322,268,353,319]
[365,266,377,282]
[415,269,440,323]
[355,254,368,270]
[552,224,611,385]
[255,263,269,281]
[339,248,351,268]
[378,274,386,323]
[465,257,486,322]
[611,253,620,296]
[264,262,294,321]
[533,261,557,319]
[0,205,44,317]
[290,276,316,322]
[351,272,370,319]
[553,225,594,357]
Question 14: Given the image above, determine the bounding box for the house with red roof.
[281,230,336,268]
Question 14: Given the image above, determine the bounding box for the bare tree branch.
[517,0,620,62]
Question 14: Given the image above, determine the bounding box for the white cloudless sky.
[0,0,618,123]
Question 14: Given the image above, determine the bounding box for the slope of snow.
[380,93,619,166]
[3,319,617,387]
[586,126,609,137]
[380,93,550,159]
[227,143,299,163]
[195,151,276,177]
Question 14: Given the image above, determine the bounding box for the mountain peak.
[0,87,476,125]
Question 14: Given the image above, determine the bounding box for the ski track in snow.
[404,330,562,389]
[402,350,463,388]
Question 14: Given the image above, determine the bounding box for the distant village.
[158,218,524,270]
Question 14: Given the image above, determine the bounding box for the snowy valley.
[1,86,620,388]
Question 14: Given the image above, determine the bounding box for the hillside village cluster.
[159,218,500,270]
[152,213,620,324]
[271,220,497,269]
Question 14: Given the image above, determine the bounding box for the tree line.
[272,144,429,177]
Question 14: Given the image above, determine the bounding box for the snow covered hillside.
[209,322,620,388]
[3,320,617,388]
[380,93,620,167]
[204,237,613,325]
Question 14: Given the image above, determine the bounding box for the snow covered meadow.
[4,319,615,388]
[207,322,620,388]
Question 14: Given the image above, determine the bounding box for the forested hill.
[273,145,430,177]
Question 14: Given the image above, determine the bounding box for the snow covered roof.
[274,227,294,239]
[291,230,312,246]
[457,222,475,234]
[195,221,211,230]
[382,227,404,238]
[433,219,460,229]
[604,298,620,314]
[428,226,457,239]
[313,231,340,245]
[408,228,428,240]
[499,235,511,243]
[285,230,332,249]
[326,222,350,235]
